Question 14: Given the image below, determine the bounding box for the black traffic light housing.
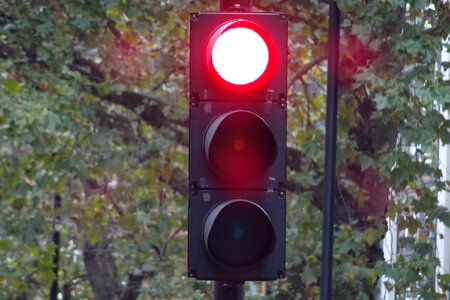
[189,101,286,190]
[188,11,287,281]
[190,12,287,102]
[188,190,285,280]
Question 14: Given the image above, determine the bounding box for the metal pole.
[214,281,245,300]
[320,2,340,300]
[50,194,61,300]
[219,0,252,12]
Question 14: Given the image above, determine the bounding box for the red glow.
[340,32,376,84]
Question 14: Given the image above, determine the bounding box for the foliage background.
[0,0,449,299]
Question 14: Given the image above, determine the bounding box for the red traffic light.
[188,12,287,281]
[212,27,268,84]
[205,20,277,89]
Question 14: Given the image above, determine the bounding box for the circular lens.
[211,27,269,85]
[233,227,245,239]
[205,111,277,180]
[204,200,276,269]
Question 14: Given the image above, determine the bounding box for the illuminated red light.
[211,27,269,85]
[205,20,277,90]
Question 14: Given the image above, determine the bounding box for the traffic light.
[188,11,287,281]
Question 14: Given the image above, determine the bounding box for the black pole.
[219,0,252,12]
[50,194,61,300]
[214,281,245,300]
[320,2,340,300]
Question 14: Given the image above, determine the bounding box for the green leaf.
[142,262,157,272]
[2,79,22,95]
[119,215,138,230]
[302,266,318,285]
[68,16,94,30]
[0,239,12,250]
[364,228,380,246]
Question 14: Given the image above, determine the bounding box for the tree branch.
[104,91,165,128]
[62,274,88,300]
[252,1,327,29]
[72,57,105,83]
[289,54,327,87]
[106,19,122,39]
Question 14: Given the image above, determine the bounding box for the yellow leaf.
[312,67,321,77]
[347,270,355,280]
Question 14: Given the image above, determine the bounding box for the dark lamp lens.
[205,111,277,180]
[233,139,245,151]
[204,200,276,269]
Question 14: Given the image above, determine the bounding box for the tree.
[0,0,449,299]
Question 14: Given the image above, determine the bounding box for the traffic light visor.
[204,199,276,269]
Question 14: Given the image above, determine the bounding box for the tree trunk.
[83,239,122,300]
